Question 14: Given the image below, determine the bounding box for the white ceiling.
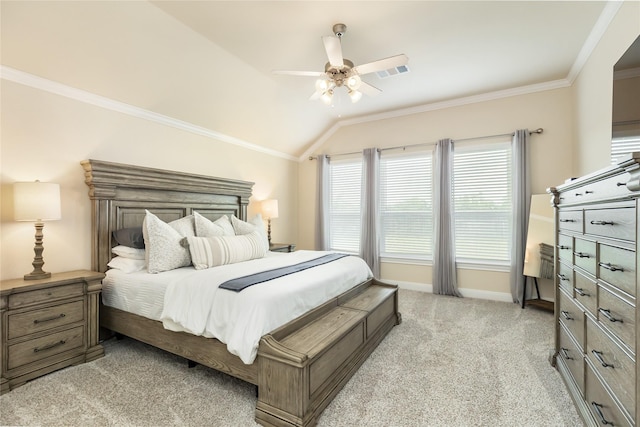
[1,1,612,159]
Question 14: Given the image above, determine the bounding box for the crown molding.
[0,66,298,162]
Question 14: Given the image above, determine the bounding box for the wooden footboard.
[255,279,400,427]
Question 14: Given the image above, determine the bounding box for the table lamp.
[261,199,279,244]
[14,181,61,280]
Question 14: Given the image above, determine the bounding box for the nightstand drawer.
[8,283,84,309]
[8,300,85,340]
[7,325,85,370]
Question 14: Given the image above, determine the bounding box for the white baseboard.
[389,280,514,303]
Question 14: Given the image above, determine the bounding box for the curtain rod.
[309,128,543,160]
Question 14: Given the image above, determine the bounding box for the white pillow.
[183,230,267,270]
[194,211,234,237]
[230,214,269,251]
[107,256,146,273]
[112,245,145,260]
[142,210,193,273]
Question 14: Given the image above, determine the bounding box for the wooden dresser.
[549,154,639,427]
[0,270,104,394]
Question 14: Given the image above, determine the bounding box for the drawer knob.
[599,262,624,272]
[33,340,66,353]
[598,308,623,323]
[591,350,614,368]
[573,251,590,259]
[560,310,573,320]
[591,402,614,426]
[560,347,573,360]
[33,313,66,324]
[575,288,590,297]
[590,220,614,226]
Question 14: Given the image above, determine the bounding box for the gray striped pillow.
[183,230,267,270]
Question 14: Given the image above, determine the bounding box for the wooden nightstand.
[0,270,104,394]
[269,242,296,253]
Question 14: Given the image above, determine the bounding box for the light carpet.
[0,289,583,426]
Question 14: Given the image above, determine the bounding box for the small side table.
[269,243,296,253]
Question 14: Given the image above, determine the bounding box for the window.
[379,151,433,259]
[328,158,362,253]
[453,141,512,264]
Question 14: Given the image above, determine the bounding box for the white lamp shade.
[262,199,279,219]
[14,181,61,221]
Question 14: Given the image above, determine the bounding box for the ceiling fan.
[273,23,409,104]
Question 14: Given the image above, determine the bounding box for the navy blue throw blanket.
[219,253,349,292]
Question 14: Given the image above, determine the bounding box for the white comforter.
[104,251,372,364]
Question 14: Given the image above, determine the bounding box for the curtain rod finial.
[531,128,543,134]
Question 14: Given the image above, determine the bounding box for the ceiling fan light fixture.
[315,78,329,92]
[321,89,333,105]
[348,89,362,103]
[346,74,361,90]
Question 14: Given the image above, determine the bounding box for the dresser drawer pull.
[559,219,576,223]
[599,262,624,272]
[557,245,570,250]
[585,190,594,194]
[560,348,573,360]
[575,288,590,297]
[599,308,623,323]
[33,340,66,353]
[574,252,591,259]
[590,220,614,226]
[591,350,614,368]
[33,313,66,324]
[575,192,583,196]
[616,182,626,187]
[591,402,614,426]
[557,274,569,282]
[561,310,573,320]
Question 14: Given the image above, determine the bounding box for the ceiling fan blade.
[359,81,382,97]
[272,70,324,77]
[322,36,344,67]
[309,91,322,101]
[353,54,408,76]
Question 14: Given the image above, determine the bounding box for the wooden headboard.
[81,159,254,273]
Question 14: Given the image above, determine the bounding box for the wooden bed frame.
[82,159,401,427]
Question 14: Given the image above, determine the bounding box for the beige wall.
[298,88,573,299]
[0,80,298,280]
[572,1,640,176]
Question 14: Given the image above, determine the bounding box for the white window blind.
[379,151,433,259]
[328,158,362,253]
[453,142,512,263]
[611,136,640,164]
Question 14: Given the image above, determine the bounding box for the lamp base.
[24,271,51,281]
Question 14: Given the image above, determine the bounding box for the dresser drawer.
[585,207,635,242]
[574,270,597,317]
[585,361,633,427]
[8,283,84,310]
[598,244,636,297]
[558,210,583,233]
[557,262,573,295]
[558,323,584,394]
[557,234,573,263]
[558,289,585,350]
[8,300,85,340]
[577,172,631,202]
[598,287,636,353]
[586,317,636,418]
[574,239,596,276]
[7,325,85,370]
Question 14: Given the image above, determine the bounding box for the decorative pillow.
[142,210,193,273]
[230,214,269,251]
[183,230,267,270]
[112,227,145,249]
[112,245,145,260]
[194,211,234,237]
[107,256,146,273]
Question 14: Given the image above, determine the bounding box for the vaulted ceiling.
[1,1,612,159]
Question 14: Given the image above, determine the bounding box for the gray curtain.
[360,148,380,278]
[510,130,532,304]
[315,155,330,251]
[433,138,462,297]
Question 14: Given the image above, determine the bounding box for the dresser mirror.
[612,35,640,163]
